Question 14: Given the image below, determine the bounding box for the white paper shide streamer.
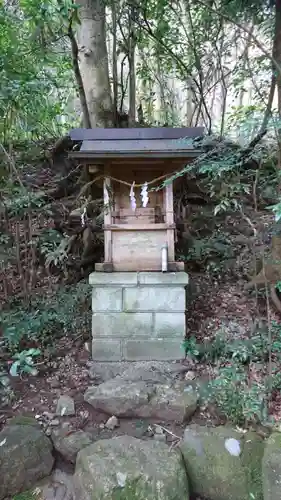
[129,181,136,211]
[141,181,149,208]
[104,181,110,206]
[81,207,87,227]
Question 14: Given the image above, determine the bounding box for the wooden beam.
[103,167,112,262]
[104,223,175,231]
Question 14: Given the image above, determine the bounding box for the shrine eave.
[69,149,201,160]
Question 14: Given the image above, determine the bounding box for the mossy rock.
[7,415,41,428]
[74,435,189,500]
[13,490,38,500]
[180,424,264,500]
[262,432,281,500]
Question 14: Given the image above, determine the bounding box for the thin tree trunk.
[260,73,276,133]
[275,0,281,118]
[68,21,91,129]
[128,3,136,126]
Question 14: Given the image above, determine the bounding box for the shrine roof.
[68,127,204,159]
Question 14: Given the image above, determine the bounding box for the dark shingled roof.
[69,127,204,159]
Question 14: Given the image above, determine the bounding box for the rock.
[73,435,189,500]
[105,416,119,430]
[84,379,156,416]
[88,361,186,384]
[51,430,93,464]
[56,395,75,416]
[154,425,164,435]
[120,361,175,384]
[154,433,166,442]
[149,384,198,421]
[88,362,130,383]
[185,371,196,381]
[50,418,60,426]
[262,432,281,500]
[0,419,54,499]
[85,378,198,422]
[180,425,264,500]
[7,415,41,427]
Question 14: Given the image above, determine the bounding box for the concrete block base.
[89,271,189,361]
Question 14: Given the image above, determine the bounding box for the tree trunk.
[75,0,113,127]
[68,22,91,128]
[128,3,136,126]
[274,0,281,118]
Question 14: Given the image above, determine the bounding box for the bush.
[1,281,92,353]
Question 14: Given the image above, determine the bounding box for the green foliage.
[1,281,92,353]
[183,234,234,265]
[0,1,76,142]
[201,364,267,425]
[184,332,268,365]
[9,348,41,377]
[2,185,48,217]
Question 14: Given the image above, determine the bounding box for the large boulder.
[180,425,264,500]
[262,432,281,500]
[84,378,198,422]
[73,435,189,500]
[0,418,54,499]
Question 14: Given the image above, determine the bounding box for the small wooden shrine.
[69,127,204,361]
[70,127,203,273]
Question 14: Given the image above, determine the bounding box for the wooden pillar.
[165,182,175,261]
[104,166,112,263]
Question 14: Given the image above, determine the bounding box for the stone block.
[92,312,153,337]
[154,312,185,336]
[262,432,281,500]
[92,287,122,312]
[92,339,122,361]
[123,286,185,312]
[122,338,184,361]
[89,272,138,286]
[180,425,264,500]
[138,271,189,286]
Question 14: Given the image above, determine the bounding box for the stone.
[185,371,196,381]
[122,338,183,361]
[50,419,60,426]
[120,362,173,384]
[123,286,186,312]
[56,395,75,416]
[0,420,54,499]
[7,415,41,427]
[105,416,119,430]
[89,272,138,286]
[180,425,264,500]
[92,312,153,337]
[88,361,130,383]
[92,287,122,312]
[138,272,189,285]
[84,379,156,416]
[73,435,189,500]
[154,433,166,442]
[51,430,93,464]
[84,376,198,422]
[262,432,281,500]
[92,339,122,361]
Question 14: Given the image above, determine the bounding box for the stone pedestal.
[89,271,189,361]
